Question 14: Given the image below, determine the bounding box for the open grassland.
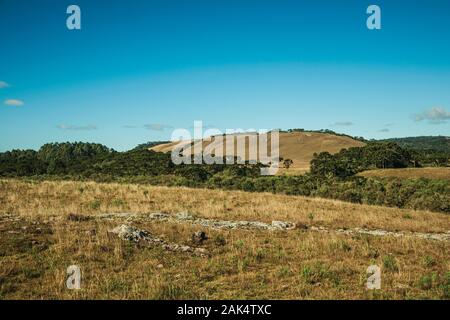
[0,179,449,299]
[359,167,450,181]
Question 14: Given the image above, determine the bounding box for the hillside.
[150,131,366,171]
[359,167,450,181]
[381,136,450,153]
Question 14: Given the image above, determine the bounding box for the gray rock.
[192,231,208,244]
[271,221,296,230]
[109,224,151,242]
[108,224,208,257]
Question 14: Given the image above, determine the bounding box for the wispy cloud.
[144,123,173,131]
[414,107,450,124]
[189,124,217,130]
[0,81,10,89]
[378,128,390,133]
[123,125,139,129]
[330,121,354,127]
[4,99,24,106]
[57,124,97,131]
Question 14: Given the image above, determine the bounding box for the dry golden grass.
[359,167,450,181]
[0,179,449,300]
[151,131,364,169]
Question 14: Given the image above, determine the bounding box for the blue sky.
[1,0,449,151]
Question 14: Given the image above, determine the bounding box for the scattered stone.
[192,231,208,245]
[145,212,296,231]
[67,213,90,222]
[109,224,152,242]
[157,264,164,269]
[176,212,195,221]
[96,212,137,221]
[271,221,296,230]
[108,224,208,257]
[96,212,450,242]
[85,229,96,236]
[295,223,309,230]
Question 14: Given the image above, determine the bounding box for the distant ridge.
[150,131,365,171]
[380,136,450,153]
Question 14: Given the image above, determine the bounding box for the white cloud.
[0,81,10,89]
[414,107,450,124]
[57,124,97,131]
[4,99,24,106]
[144,123,173,131]
[330,121,354,127]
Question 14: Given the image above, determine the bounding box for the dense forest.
[0,138,449,213]
[381,136,450,166]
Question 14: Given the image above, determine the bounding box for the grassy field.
[0,179,449,299]
[359,167,450,181]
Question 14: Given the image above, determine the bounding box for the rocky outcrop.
[97,212,450,242]
[145,212,297,231]
[108,224,208,257]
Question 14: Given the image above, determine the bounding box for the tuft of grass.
[301,263,339,286]
[213,234,227,246]
[88,200,101,210]
[422,255,436,268]
[111,199,127,208]
[383,255,398,272]
[418,274,434,290]
[153,284,199,300]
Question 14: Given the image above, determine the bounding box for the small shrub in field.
[383,255,398,272]
[339,240,352,252]
[213,234,226,246]
[234,240,244,248]
[301,263,339,285]
[422,255,436,268]
[255,248,266,262]
[277,266,291,278]
[111,199,126,207]
[418,272,450,297]
[88,200,101,210]
[419,274,435,290]
[441,273,450,299]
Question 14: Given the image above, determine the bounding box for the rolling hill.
[150,131,366,172]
